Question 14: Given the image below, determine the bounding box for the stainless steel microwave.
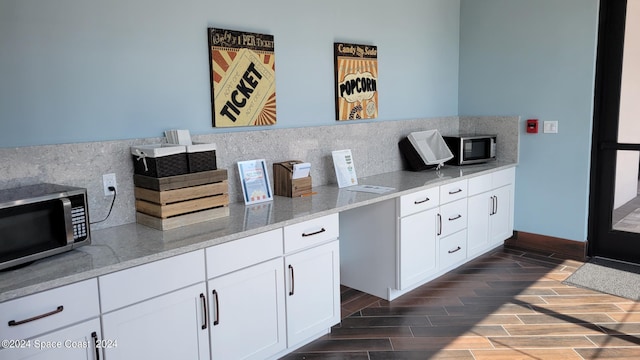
[443,135,497,165]
[0,183,90,271]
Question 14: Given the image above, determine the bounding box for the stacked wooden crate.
[134,169,229,230]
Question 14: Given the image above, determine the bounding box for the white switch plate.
[543,121,558,134]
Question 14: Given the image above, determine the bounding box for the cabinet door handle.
[448,188,463,195]
[448,246,462,254]
[414,197,430,204]
[448,214,462,221]
[490,196,497,215]
[200,293,208,330]
[302,228,326,237]
[437,214,442,236]
[494,196,498,215]
[288,264,295,296]
[212,290,220,326]
[8,305,64,326]
[91,331,100,360]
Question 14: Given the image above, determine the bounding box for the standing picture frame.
[237,159,273,204]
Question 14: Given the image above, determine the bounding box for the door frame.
[588,0,638,262]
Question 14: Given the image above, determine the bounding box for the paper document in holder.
[407,130,453,166]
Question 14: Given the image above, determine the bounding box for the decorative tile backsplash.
[0,116,518,230]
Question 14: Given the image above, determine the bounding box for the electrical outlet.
[103,173,117,196]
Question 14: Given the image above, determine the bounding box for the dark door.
[589,0,640,263]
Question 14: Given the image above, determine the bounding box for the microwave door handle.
[60,198,74,245]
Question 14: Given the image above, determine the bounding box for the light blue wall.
[459,0,600,242]
[0,0,460,147]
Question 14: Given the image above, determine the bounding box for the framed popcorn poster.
[208,28,277,127]
[334,42,378,121]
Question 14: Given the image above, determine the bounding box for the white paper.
[292,162,311,179]
[346,185,395,194]
[332,149,358,188]
[165,129,193,145]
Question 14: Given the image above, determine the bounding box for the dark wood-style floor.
[281,247,640,360]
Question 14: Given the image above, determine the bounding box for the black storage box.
[131,145,189,178]
[186,143,217,173]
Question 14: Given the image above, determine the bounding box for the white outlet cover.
[103,173,117,196]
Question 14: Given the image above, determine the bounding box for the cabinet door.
[467,192,491,258]
[490,184,514,245]
[285,240,340,347]
[0,318,101,360]
[208,258,286,360]
[101,283,209,360]
[398,207,438,289]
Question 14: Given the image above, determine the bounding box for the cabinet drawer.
[399,187,439,217]
[439,230,467,270]
[284,213,339,253]
[0,279,99,341]
[207,229,283,279]
[440,179,467,204]
[468,173,492,196]
[493,167,515,189]
[99,250,205,313]
[439,198,467,237]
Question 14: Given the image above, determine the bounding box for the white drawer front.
[399,187,440,217]
[492,167,515,189]
[99,250,205,313]
[207,229,283,279]
[440,179,468,204]
[284,213,339,253]
[439,230,467,270]
[439,198,467,237]
[468,173,492,196]
[0,279,99,341]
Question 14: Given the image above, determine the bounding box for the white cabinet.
[285,240,340,347]
[0,318,102,360]
[206,229,286,360]
[398,207,438,289]
[0,279,99,341]
[284,213,340,348]
[101,283,209,360]
[467,168,515,258]
[0,279,101,360]
[99,250,209,360]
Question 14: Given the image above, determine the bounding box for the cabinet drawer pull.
[212,290,220,326]
[8,305,64,326]
[302,228,326,237]
[91,331,100,360]
[448,188,463,195]
[288,264,295,296]
[414,197,430,204]
[448,214,462,221]
[200,293,208,330]
[448,246,462,254]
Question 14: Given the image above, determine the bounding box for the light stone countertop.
[0,162,516,303]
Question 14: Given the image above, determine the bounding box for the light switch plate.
[543,121,558,134]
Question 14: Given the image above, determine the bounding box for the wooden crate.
[134,169,229,230]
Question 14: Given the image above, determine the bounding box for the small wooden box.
[273,161,312,197]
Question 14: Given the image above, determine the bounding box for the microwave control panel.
[71,206,88,240]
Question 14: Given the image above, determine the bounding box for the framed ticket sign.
[238,159,273,204]
[208,28,277,127]
[334,42,378,121]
